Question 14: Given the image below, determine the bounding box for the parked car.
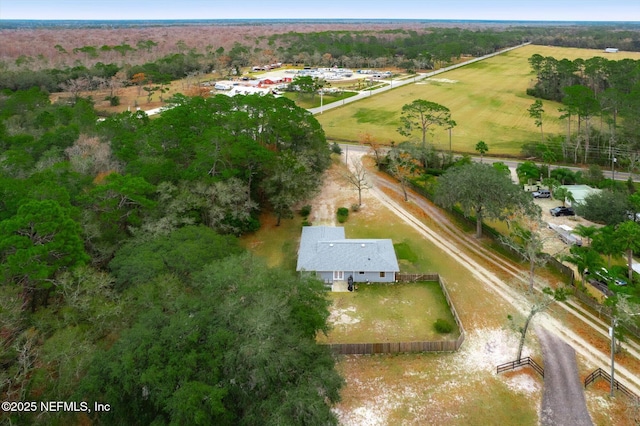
[627,211,640,222]
[550,206,575,217]
[585,267,627,287]
[532,189,551,198]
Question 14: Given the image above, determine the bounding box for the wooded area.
[525,54,640,168]
[0,84,339,424]
[2,20,640,424]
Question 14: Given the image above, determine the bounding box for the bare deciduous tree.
[65,135,118,176]
[59,77,90,102]
[342,158,371,207]
[501,214,549,292]
[508,283,568,360]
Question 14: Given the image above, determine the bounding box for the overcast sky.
[0,0,638,21]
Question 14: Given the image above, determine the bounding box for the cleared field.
[318,281,459,344]
[316,45,640,156]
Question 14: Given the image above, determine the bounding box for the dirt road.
[342,151,640,397]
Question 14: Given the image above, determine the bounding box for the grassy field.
[318,281,459,343]
[281,90,358,108]
[316,44,640,156]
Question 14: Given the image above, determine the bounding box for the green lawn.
[281,91,358,109]
[315,44,640,155]
[319,281,459,344]
[240,213,303,270]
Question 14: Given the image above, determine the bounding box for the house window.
[359,271,364,275]
[333,271,344,280]
[380,272,386,278]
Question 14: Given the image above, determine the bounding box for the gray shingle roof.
[296,226,399,272]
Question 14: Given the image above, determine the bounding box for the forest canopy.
[0,86,337,424]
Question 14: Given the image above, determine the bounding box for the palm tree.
[592,226,620,268]
[475,140,489,163]
[574,224,598,246]
[613,221,640,282]
[563,245,603,283]
[552,187,574,207]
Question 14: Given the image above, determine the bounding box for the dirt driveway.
[534,197,601,256]
[537,327,593,426]
[323,150,640,425]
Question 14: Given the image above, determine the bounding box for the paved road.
[341,143,640,183]
[308,42,531,115]
[479,156,640,183]
[537,327,593,426]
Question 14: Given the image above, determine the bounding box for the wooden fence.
[396,273,440,282]
[496,357,544,377]
[584,368,640,402]
[402,173,640,339]
[326,274,466,355]
[327,338,463,355]
[570,279,640,338]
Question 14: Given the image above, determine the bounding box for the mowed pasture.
[316,45,640,156]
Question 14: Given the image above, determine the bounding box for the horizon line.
[1,18,639,23]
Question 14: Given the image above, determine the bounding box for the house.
[296,226,399,284]
[559,184,601,207]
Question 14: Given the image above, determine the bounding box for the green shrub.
[302,220,312,226]
[330,142,342,155]
[337,207,349,223]
[434,318,453,334]
[299,204,312,217]
[105,95,120,106]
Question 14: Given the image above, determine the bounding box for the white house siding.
[315,271,395,284]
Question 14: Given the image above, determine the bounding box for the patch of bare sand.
[333,328,541,426]
[306,154,382,225]
[534,197,601,257]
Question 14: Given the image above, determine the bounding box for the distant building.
[257,76,292,86]
[605,48,619,53]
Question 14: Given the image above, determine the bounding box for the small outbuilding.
[605,48,619,53]
[296,226,399,284]
[559,184,601,207]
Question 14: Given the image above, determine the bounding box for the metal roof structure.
[559,184,601,206]
[296,226,399,273]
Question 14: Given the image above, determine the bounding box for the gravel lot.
[534,197,601,257]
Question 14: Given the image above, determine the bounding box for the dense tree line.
[0,87,339,424]
[0,27,532,93]
[525,54,640,167]
[265,28,531,70]
[3,24,640,94]
[529,26,640,52]
[0,51,208,93]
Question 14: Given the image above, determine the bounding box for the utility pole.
[611,312,640,397]
[612,156,617,181]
